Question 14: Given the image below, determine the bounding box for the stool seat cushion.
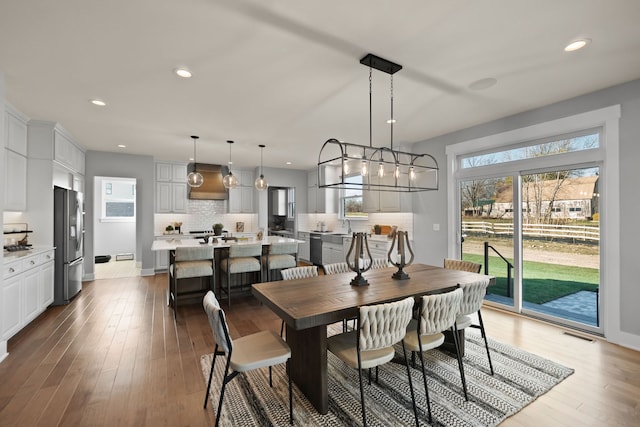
[171,260,213,279]
[267,254,297,270]
[221,257,261,274]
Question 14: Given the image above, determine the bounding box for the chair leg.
[417,348,433,424]
[358,367,367,427]
[215,356,234,427]
[203,345,219,408]
[280,320,285,338]
[269,366,273,387]
[452,324,469,401]
[401,340,420,427]
[288,359,293,425]
[477,310,495,375]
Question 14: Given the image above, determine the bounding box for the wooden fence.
[462,221,599,242]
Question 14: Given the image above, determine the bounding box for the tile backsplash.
[154,199,257,234]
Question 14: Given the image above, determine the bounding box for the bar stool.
[169,246,214,319]
[265,242,298,281]
[219,243,262,307]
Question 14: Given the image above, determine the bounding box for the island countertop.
[151,235,302,251]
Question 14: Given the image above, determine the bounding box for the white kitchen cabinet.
[362,173,412,213]
[155,162,187,213]
[2,249,55,340]
[153,235,175,271]
[298,232,310,262]
[4,148,27,211]
[322,242,344,265]
[4,106,28,211]
[307,167,337,213]
[228,170,255,213]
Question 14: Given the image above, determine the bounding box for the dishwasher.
[310,232,323,266]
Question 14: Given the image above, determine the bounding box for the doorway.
[93,176,139,279]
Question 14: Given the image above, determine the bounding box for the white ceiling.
[1,0,639,171]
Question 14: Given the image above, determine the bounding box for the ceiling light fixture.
[90,99,106,106]
[187,135,204,188]
[564,38,591,52]
[254,144,268,191]
[317,53,438,193]
[223,140,238,189]
[174,67,192,78]
[117,144,126,148]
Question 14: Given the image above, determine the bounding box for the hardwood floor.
[0,273,638,426]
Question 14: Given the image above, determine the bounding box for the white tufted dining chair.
[202,291,293,426]
[456,277,494,375]
[404,287,465,423]
[327,296,419,427]
[322,262,351,275]
[279,266,319,336]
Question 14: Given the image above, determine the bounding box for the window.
[460,129,600,170]
[340,174,368,219]
[101,179,136,222]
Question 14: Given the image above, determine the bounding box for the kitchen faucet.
[343,219,352,234]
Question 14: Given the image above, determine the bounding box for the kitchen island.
[150,235,302,252]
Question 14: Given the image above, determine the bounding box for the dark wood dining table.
[252,263,494,414]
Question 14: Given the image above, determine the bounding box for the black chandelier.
[317,53,438,192]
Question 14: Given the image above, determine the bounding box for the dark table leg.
[286,324,328,414]
[442,328,465,356]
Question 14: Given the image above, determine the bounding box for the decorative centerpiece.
[213,223,224,236]
[388,230,414,280]
[174,221,182,234]
[165,225,174,234]
[345,232,373,286]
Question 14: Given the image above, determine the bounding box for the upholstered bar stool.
[169,246,215,319]
[219,243,262,307]
[265,242,298,281]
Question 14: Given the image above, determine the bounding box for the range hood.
[187,163,229,200]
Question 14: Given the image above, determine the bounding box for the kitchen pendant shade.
[223,140,238,189]
[187,135,204,188]
[254,144,268,191]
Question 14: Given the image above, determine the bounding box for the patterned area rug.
[200,329,573,426]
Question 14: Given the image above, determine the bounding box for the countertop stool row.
[169,242,299,317]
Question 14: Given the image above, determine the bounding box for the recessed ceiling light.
[386,119,397,124]
[468,78,497,91]
[90,99,107,106]
[117,144,126,148]
[286,161,292,165]
[564,38,591,52]
[189,157,194,161]
[174,67,192,78]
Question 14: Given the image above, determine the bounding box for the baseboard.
[140,268,155,276]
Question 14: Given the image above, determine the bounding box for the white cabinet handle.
[9,267,15,273]
[30,260,36,265]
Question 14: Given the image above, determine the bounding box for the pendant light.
[223,140,238,189]
[317,53,439,193]
[187,135,204,188]
[254,144,268,191]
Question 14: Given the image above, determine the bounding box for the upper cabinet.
[307,167,337,213]
[4,105,28,211]
[27,120,86,183]
[228,169,255,213]
[362,174,412,213]
[155,162,187,213]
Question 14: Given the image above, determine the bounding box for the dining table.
[252,263,494,415]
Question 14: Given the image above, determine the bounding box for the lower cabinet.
[322,242,344,265]
[2,249,55,340]
[298,232,310,262]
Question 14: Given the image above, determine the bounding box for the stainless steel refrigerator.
[54,186,84,305]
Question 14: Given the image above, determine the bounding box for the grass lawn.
[463,253,599,304]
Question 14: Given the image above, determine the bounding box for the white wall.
[411,78,640,350]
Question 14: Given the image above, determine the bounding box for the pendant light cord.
[390,75,394,151]
[369,67,372,148]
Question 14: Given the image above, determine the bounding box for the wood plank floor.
[0,273,638,426]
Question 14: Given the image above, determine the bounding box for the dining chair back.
[369,258,391,269]
[444,258,482,273]
[281,265,318,281]
[266,242,298,281]
[404,287,465,422]
[327,296,419,427]
[322,262,350,275]
[456,277,494,374]
[220,243,263,307]
[202,291,293,426]
[169,246,214,319]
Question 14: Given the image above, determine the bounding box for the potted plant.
[213,223,224,236]
[373,224,381,235]
[165,225,174,234]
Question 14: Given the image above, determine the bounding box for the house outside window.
[340,174,368,219]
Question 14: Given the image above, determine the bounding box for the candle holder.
[345,232,373,286]
[388,230,414,280]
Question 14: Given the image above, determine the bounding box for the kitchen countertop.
[3,246,56,261]
[151,235,302,251]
